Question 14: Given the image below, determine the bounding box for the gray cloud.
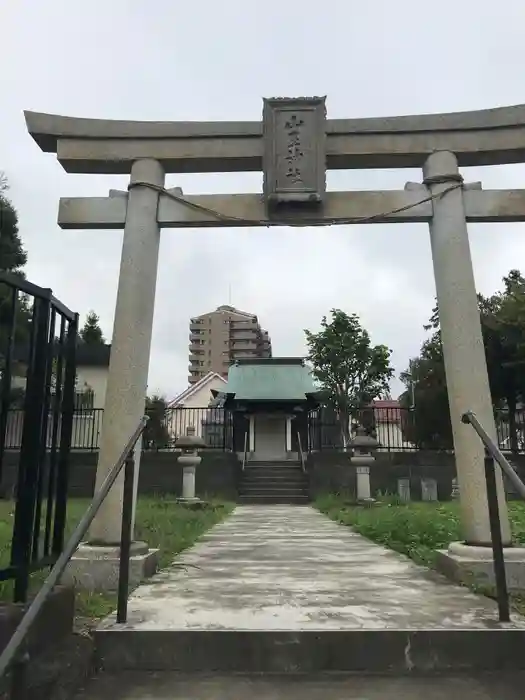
[2,0,525,399]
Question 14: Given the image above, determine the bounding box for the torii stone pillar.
[90,159,164,545]
[90,158,164,543]
[63,159,164,590]
[424,151,511,547]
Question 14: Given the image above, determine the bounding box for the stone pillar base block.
[357,497,377,507]
[61,541,159,592]
[435,541,525,592]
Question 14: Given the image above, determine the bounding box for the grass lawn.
[0,497,234,622]
[316,494,525,613]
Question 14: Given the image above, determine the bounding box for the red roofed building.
[369,399,413,450]
[371,399,402,423]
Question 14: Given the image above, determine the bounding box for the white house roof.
[167,371,227,408]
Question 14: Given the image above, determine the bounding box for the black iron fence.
[0,272,78,602]
[3,404,525,454]
[147,406,233,451]
[3,407,103,451]
[2,406,234,451]
[307,405,525,453]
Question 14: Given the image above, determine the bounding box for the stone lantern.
[175,426,205,502]
[350,426,379,502]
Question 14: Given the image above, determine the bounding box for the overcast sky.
[3,0,525,400]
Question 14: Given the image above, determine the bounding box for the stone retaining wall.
[307,450,525,501]
[3,449,524,501]
[1,450,240,500]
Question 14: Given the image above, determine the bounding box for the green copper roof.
[224,358,317,401]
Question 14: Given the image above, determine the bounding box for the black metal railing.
[308,406,525,453]
[0,272,78,602]
[297,431,306,474]
[242,431,248,471]
[0,415,148,697]
[308,406,440,452]
[3,407,104,451]
[5,402,525,454]
[461,410,525,623]
[162,406,233,451]
[2,406,235,451]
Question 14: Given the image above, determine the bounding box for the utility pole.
[409,359,416,410]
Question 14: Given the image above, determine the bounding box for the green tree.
[479,271,525,450]
[0,176,32,402]
[0,176,27,274]
[400,270,525,451]
[79,311,105,345]
[305,309,394,446]
[143,394,170,449]
[399,334,452,449]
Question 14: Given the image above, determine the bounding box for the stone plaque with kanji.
[262,96,326,206]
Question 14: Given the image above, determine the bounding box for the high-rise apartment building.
[188,305,272,384]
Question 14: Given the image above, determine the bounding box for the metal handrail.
[462,411,525,499]
[0,415,149,682]
[461,410,525,622]
[242,431,248,471]
[297,432,306,474]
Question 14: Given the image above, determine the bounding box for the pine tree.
[79,311,105,345]
[144,395,170,449]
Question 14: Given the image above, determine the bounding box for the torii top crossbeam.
[23,101,525,229]
[24,102,525,174]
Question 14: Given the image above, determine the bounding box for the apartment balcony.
[231,342,259,351]
[189,332,205,342]
[229,332,259,342]
[189,353,205,363]
[232,350,259,359]
[231,341,258,350]
[230,319,257,327]
[229,324,257,331]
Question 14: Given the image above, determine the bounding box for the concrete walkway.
[101,505,524,631]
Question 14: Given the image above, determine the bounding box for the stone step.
[241,467,308,479]
[242,468,305,476]
[240,474,308,483]
[93,629,525,675]
[239,482,308,492]
[237,495,310,504]
[73,670,525,699]
[241,478,307,486]
[243,464,304,470]
[240,482,308,487]
[239,482,309,491]
[245,461,302,467]
[239,490,310,499]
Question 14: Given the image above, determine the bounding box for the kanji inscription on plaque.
[263,96,326,206]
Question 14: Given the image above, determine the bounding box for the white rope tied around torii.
[127,176,465,228]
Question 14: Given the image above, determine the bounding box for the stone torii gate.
[25,97,525,587]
